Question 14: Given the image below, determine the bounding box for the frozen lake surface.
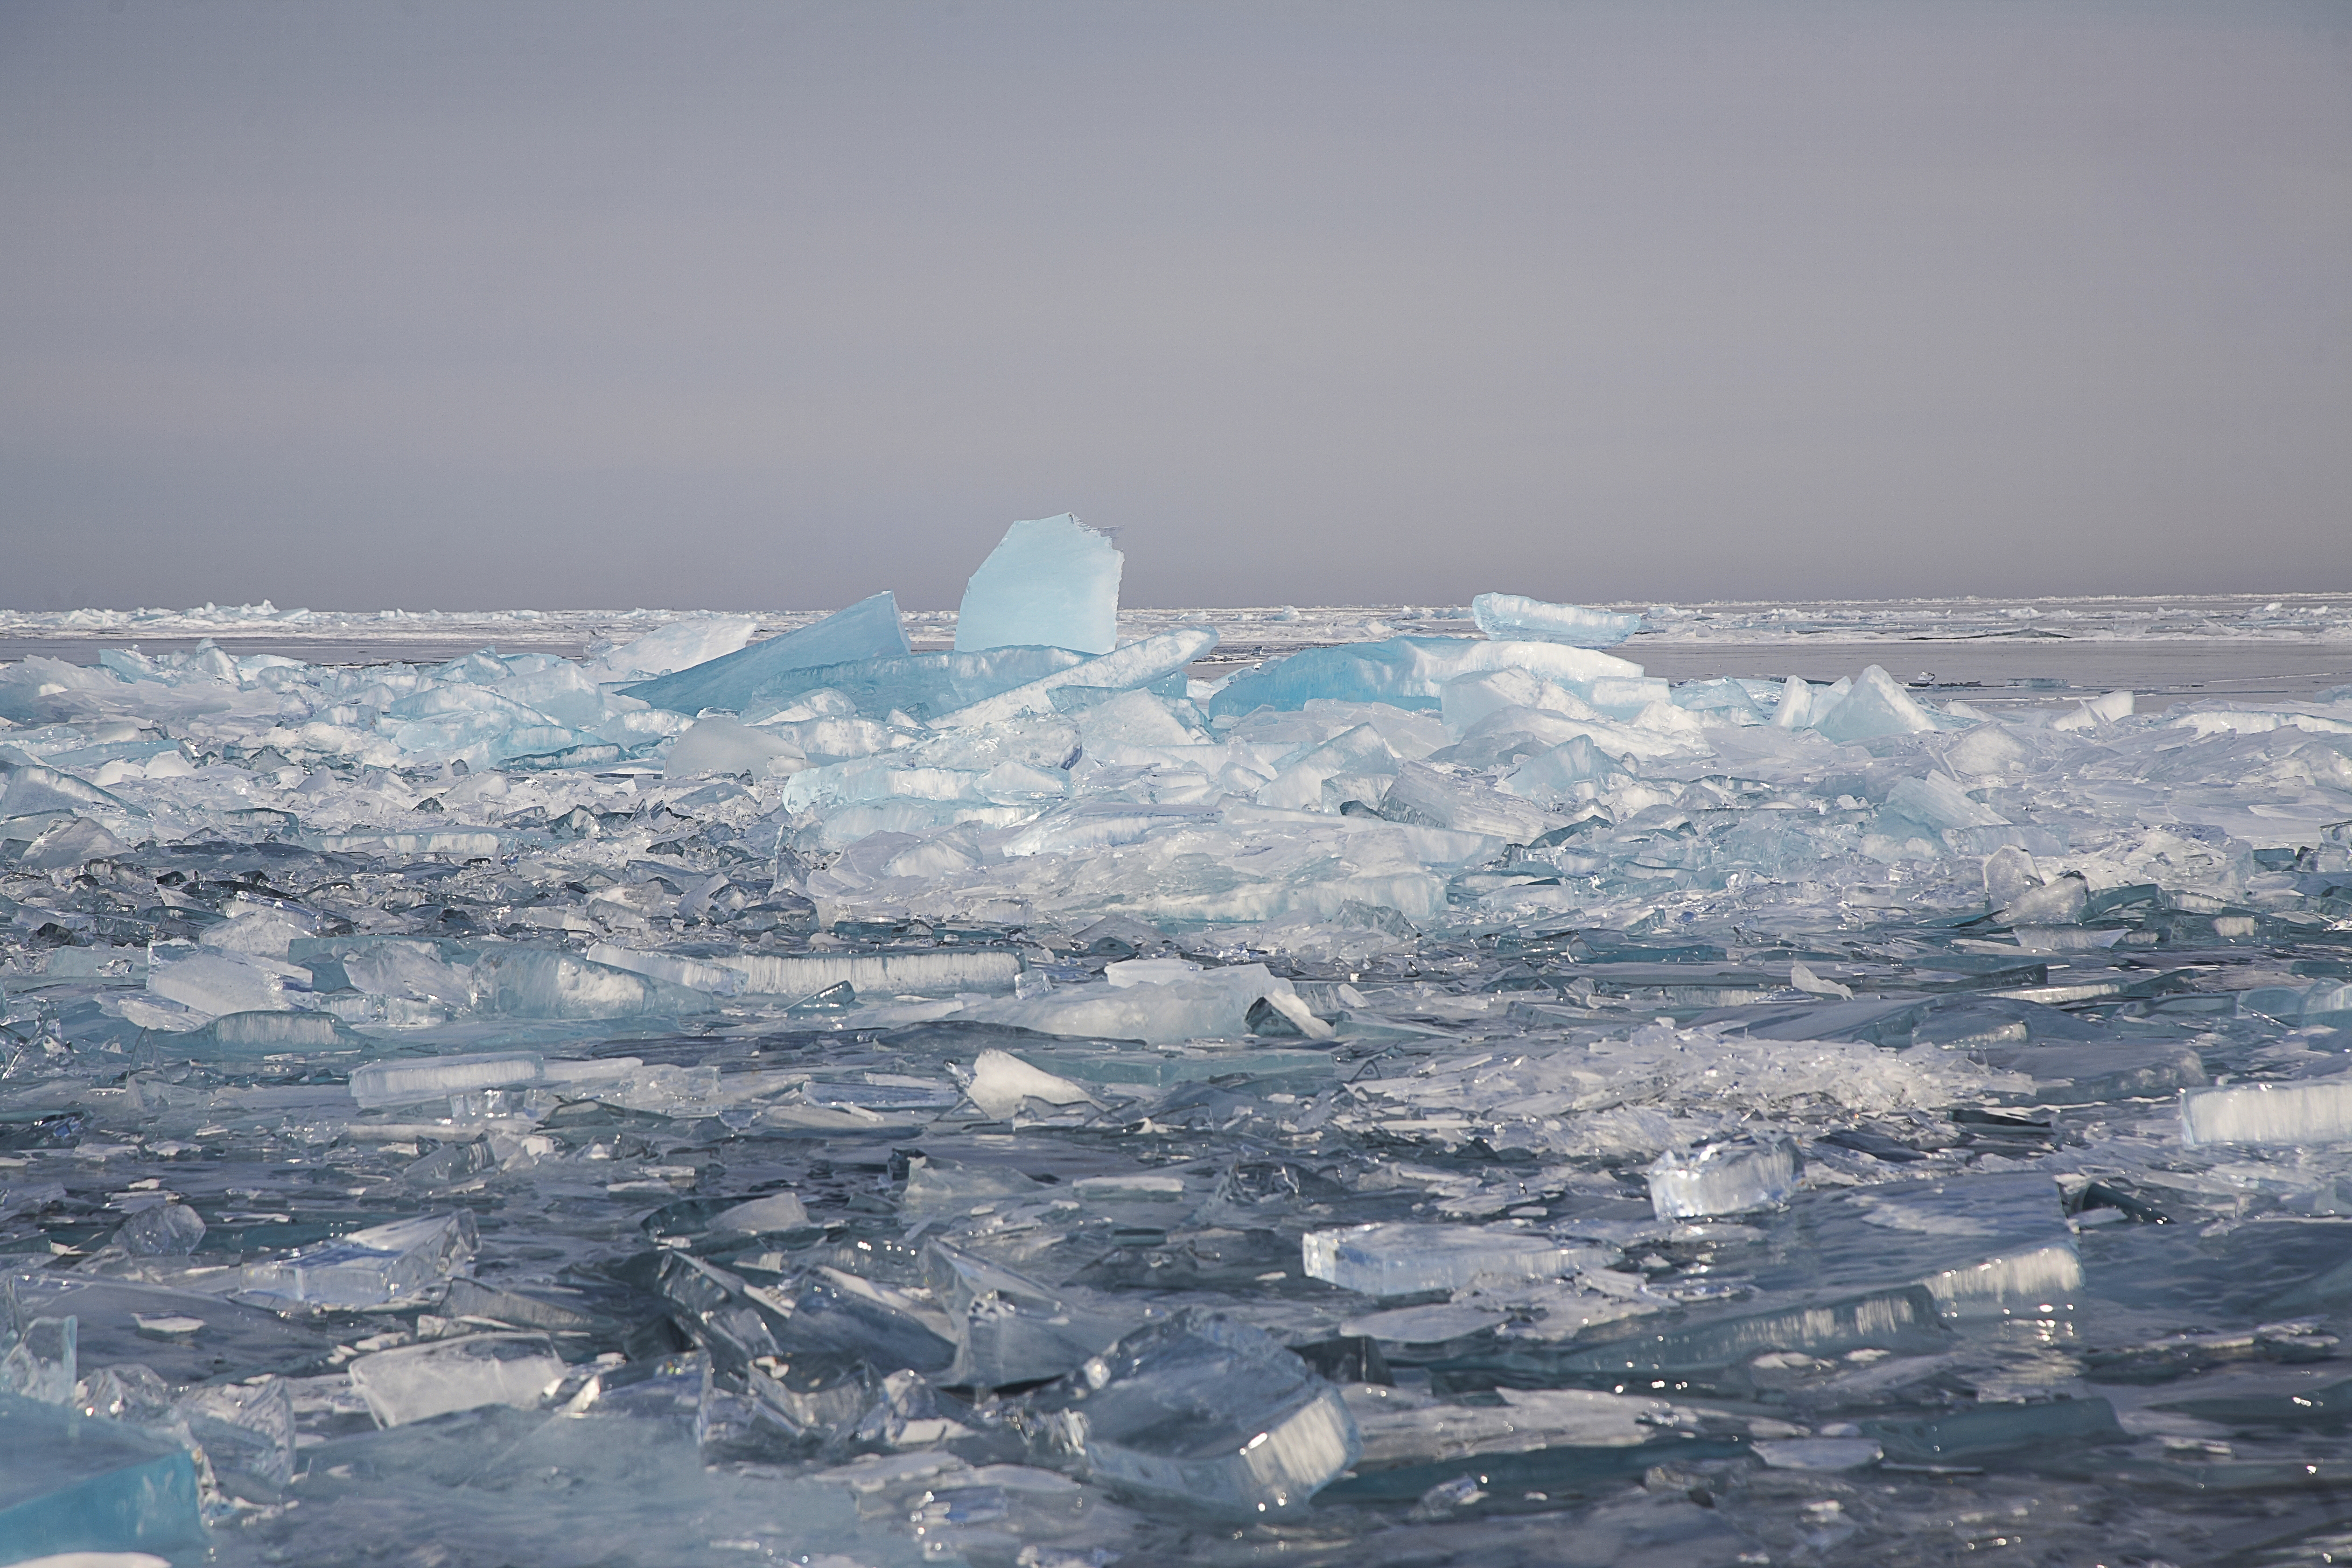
[4,588,2352,1566]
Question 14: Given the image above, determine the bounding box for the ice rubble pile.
[3,533,2352,1563]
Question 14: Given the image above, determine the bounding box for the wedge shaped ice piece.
[927,1241,1145,1388]
[1303,1223,1586,1297]
[1751,1175,2082,1323]
[0,1391,205,1559]
[1812,665,1942,741]
[350,1052,543,1109]
[1472,593,1643,647]
[179,1375,298,1487]
[590,614,760,679]
[239,1210,477,1307]
[966,1048,1098,1119]
[1647,1138,1800,1220]
[2181,1080,2352,1146]
[955,514,1124,655]
[626,591,911,715]
[348,1331,565,1426]
[1019,1311,1359,1515]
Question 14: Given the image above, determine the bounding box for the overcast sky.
[3,2,2346,612]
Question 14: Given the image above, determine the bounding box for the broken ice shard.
[1811,663,1944,741]
[239,1210,477,1307]
[347,1331,566,1426]
[965,1048,1098,1119]
[1303,1223,1588,1297]
[626,590,911,715]
[1018,1310,1360,1515]
[1557,1286,1949,1376]
[927,1241,1144,1388]
[1471,592,1643,647]
[955,513,1124,656]
[2181,1080,2352,1146]
[0,1391,206,1559]
[1646,1137,1801,1220]
[474,947,717,1019]
[350,1052,543,1109]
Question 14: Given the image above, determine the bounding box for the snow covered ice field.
[4,527,2352,1566]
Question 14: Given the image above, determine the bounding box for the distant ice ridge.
[1472,592,1644,647]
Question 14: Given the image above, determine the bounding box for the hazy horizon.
[5,2,2348,613]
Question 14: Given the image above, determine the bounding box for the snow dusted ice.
[2,533,2352,1564]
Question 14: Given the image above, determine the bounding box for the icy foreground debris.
[1472,592,1643,647]
[1018,1311,1360,1515]
[955,513,1124,656]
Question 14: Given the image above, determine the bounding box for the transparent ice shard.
[1646,1137,1800,1220]
[0,1391,205,1559]
[1017,1310,1360,1516]
[347,1331,566,1426]
[2181,1080,2352,1146]
[627,591,912,715]
[1,1314,77,1403]
[178,1375,298,1488]
[116,1201,205,1256]
[190,1009,359,1055]
[1303,1223,1589,1297]
[145,943,305,1017]
[1472,593,1643,648]
[350,1053,543,1109]
[239,1210,477,1308]
[954,514,1124,656]
[926,1242,1144,1388]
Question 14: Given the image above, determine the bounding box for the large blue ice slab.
[626,591,911,715]
[956,514,1124,655]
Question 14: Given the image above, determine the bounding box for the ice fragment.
[955,514,1124,656]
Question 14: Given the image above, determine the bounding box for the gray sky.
[3,2,2347,612]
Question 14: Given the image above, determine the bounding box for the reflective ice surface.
[2,580,2351,1565]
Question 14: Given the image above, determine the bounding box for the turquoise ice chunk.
[955,514,1124,655]
[0,1392,206,1559]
